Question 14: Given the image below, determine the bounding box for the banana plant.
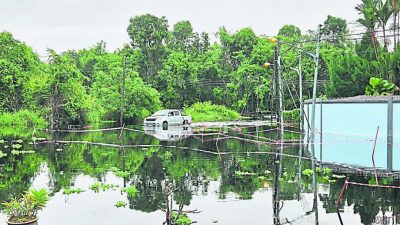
[365,77,396,95]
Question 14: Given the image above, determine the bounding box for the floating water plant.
[122,186,138,198]
[114,201,127,208]
[110,167,131,178]
[234,171,257,176]
[11,150,35,155]
[171,211,192,225]
[32,137,46,142]
[0,151,6,158]
[89,182,118,192]
[63,188,85,195]
[11,144,22,149]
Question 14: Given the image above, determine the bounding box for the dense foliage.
[1,2,400,127]
[184,102,241,122]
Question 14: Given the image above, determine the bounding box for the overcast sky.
[1,0,361,57]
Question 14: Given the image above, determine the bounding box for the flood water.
[1,124,400,225]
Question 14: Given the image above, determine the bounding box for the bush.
[0,110,47,128]
[283,109,300,124]
[184,102,241,122]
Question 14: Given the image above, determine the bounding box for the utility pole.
[277,44,284,141]
[310,24,322,208]
[273,45,279,124]
[120,56,126,127]
[299,48,303,133]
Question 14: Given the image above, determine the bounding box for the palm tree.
[355,0,379,57]
[391,0,397,48]
[376,0,392,50]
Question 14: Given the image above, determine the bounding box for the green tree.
[321,15,349,43]
[278,25,301,38]
[127,14,169,83]
[0,32,43,112]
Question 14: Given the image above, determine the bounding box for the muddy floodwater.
[1,123,400,225]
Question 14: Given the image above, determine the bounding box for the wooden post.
[387,97,394,172]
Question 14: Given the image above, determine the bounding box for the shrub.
[0,110,47,128]
[184,102,241,122]
[365,77,396,96]
[283,109,300,124]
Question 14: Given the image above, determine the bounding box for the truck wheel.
[162,121,168,129]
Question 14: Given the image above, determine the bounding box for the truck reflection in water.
[144,125,193,142]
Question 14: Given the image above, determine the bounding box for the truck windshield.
[153,110,168,116]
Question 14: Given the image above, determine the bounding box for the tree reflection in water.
[0,126,399,225]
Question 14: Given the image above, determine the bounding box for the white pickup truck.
[144,109,192,127]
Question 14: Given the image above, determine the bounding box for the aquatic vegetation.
[115,170,130,178]
[114,201,127,208]
[63,188,85,195]
[31,137,46,142]
[234,171,257,176]
[89,182,119,192]
[11,150,35,155]
[0,139,4,144]
[171,212,192,225]
[110,167,131,178]
[0,150,6,158]
[122,186,138,198]
[11,144,22,149]
[332,174,346,179]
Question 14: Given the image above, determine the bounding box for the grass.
[0,110,47,128]
[184,102,241,122]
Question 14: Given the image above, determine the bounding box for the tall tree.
[127,14,169,83]
[376,0,392,49]
[322,15,349,44]
[278,25,302,38]
[355,0,380,57]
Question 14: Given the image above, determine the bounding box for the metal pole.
[299,48,304,133]
[387,97,394,172]
[277,44,284,139]
[310,24,322,207]
[120,56,126,127]
[320,103,323,166]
